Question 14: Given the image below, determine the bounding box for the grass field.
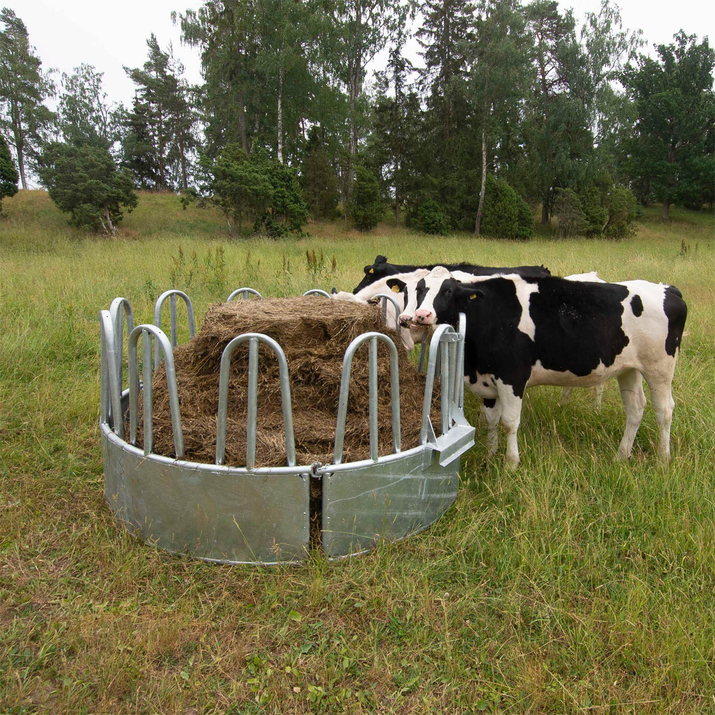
[1,190,714,714]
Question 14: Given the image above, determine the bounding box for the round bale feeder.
[100,289,474,564]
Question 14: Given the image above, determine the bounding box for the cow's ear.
[364,264,374,274]
[386,279,406,294]
[375,255,388,265]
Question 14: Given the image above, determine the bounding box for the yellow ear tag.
[469,293,476,300]
[369,268,374,274]
[391,285,400,293]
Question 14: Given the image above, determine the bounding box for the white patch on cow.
[514,281,539,340]
[565,271,605,283]
[464,373,498,399]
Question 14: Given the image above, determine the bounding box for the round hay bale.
[137,297,439,467]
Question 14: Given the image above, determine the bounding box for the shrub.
[580,186,609,236]
[349,166,383,231]
[553,188,586,238]
[604,185,637,238]
[205,145,308,237]
[38,142,137,234]
[480,175,533,239]
[415,198,449,235]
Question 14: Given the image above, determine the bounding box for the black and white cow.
[332,256,551,350]
[349,254,550,296]
[409,267,687,466]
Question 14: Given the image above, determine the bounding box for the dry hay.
[136,297,440,468]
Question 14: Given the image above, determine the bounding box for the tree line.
[0,1,712,235]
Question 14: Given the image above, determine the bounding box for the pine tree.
[0,7,54,189]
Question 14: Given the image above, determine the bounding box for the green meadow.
[1,190,714,714]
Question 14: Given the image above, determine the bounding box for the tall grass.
[1,190,714,713]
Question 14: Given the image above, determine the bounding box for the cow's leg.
[616,369,646,460]
[594,384,605,411]
[560,387,572,405]
[646,377,675,462]
[482,398,501,455]
[497,384,524,468]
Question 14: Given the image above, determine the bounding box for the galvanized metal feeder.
[100,288,474,565]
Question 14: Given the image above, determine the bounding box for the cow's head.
[352,255,392,294]
[399,266,451,326]
[431,278,487,326]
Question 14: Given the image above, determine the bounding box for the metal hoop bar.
[369,338,379,460]
[142,331,153,455]
[215,333,296,468]
[128,324,184,458]
[227,287,262,301]
[370,293,402,331]
[154,290,195,368]
[420,324,456,443]
[334,332,401,465]
[455,313,467,409]
[109,297,134,396]
[440,339,450,434]
[302,289,331,298]
[100,310,123,438]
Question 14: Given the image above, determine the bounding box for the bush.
[603,185,637,238]
[554,189,586,238]
[480,175,533,239]
[415,198,449,235]
[205,145,308,237]
[580,186,609,236]
[38,142,137,234]
[349,166,383,231]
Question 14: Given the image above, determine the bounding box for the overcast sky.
[9,0,714,110]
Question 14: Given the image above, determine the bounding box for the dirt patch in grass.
[138,297,437,467]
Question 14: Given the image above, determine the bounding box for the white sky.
[9,0,714,109]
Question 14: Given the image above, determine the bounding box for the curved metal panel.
[102,420,310,565]
[321,446,459,558]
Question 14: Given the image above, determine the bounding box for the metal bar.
[154,290,195,367]
[368,338,379,461]
[456,313,467,409]
[226,287,261,301]
[245,338,259,470]
[100,311,123,438]
[420,324,454,444]
[170,294,177,348]
[302,289,331,298]
[334,332,401,465]
[440,339,450,436]
[370,293,402,331]
[142,330,153,455]
[215,333,295,467]
[128,324,184,458]
[109,297,134,396]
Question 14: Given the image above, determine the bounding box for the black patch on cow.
[630,294,643,316]
[415,278,428,310]
[386,278,406,295]
[663,284,687,357]
[483,399,496,408]
[530,279,630,375]
[436,278,535,398]
[435,276,637,399]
